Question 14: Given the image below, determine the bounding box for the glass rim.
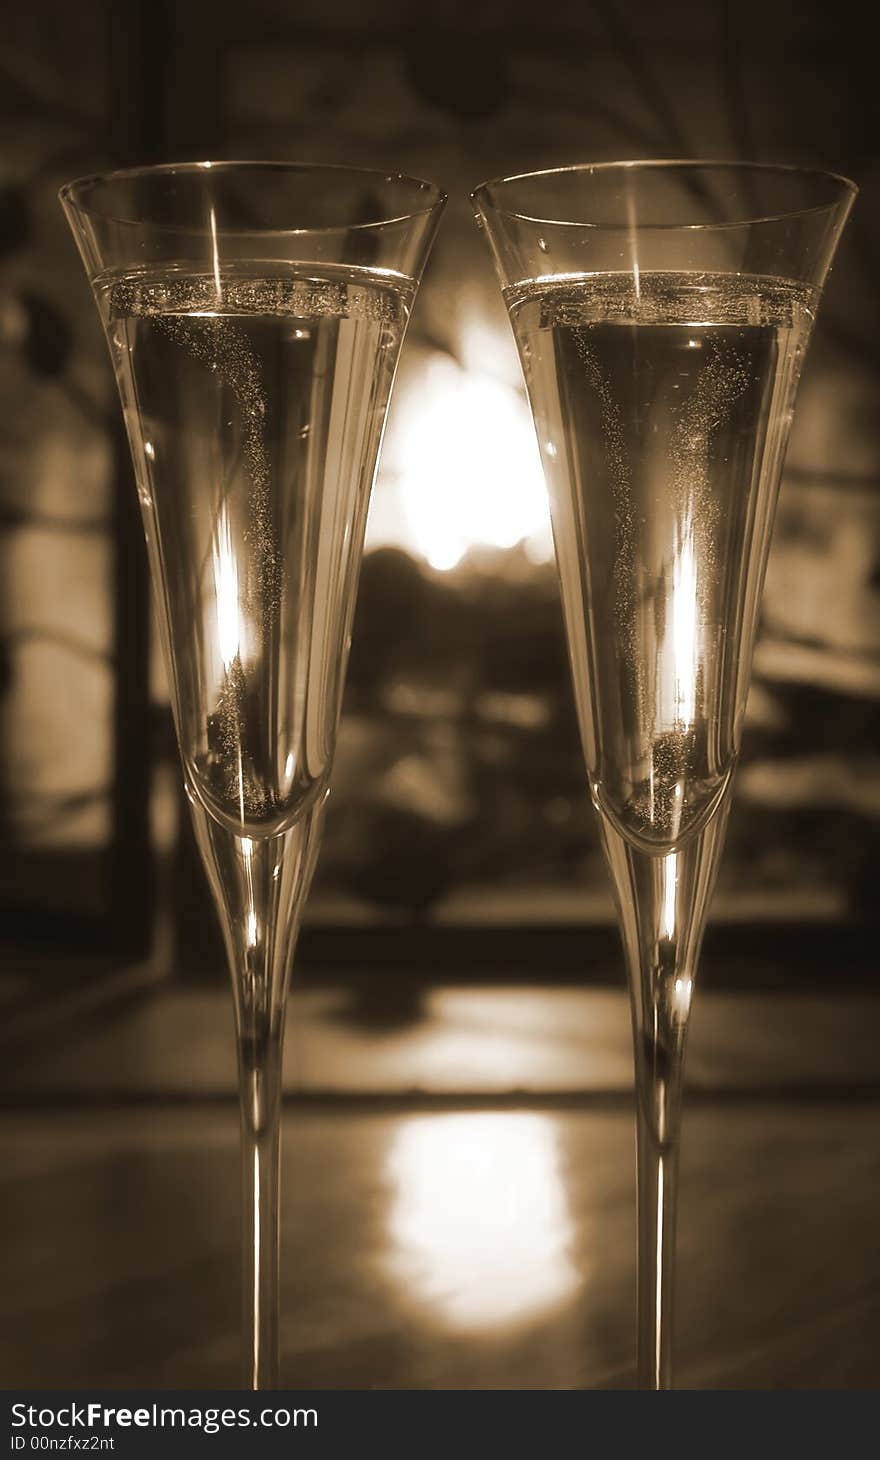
[470,159,858,232]
[59,159,447,235]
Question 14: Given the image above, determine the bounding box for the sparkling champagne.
[99,264,412,836]
[507,271,817,850]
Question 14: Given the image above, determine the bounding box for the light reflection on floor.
[384,1112,579,1330]
[1,1103,879,1386]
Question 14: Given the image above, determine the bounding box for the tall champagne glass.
[473,161,855,1389]
[61,162,444,1388]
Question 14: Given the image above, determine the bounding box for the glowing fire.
[371,350,553,572]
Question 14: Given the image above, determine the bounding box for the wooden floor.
[2,981,879,1389]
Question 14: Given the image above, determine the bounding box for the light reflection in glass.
[673,975,693,1017]
[212,505,242,672]
[671,524,698,729]
[241,836,258,948]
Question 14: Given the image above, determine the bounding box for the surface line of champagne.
[98,262,412,840]
[507,269,817,854]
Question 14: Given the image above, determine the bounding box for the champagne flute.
[61,161,444,1388]
[473,161,855,1389]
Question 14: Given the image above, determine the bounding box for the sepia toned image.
[1,0,878,1399]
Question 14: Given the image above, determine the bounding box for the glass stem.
[237,1009,283,1389]
[189,792,328,1391]
[599,800,731,1391]
[633,983,686,1391]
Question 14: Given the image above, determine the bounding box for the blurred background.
[1,0,878,1390]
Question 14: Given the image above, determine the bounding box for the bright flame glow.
[390,356,552,572]
[212,507,242,671]
[385,1113,578,1329]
